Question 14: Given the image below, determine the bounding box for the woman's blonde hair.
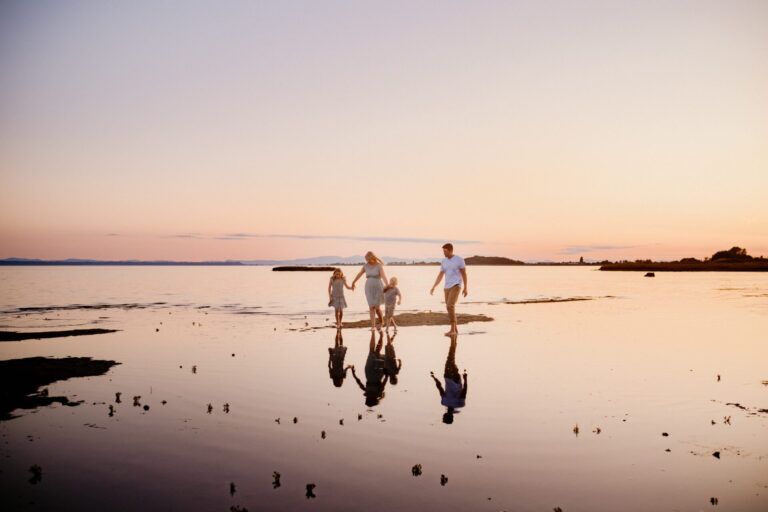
[364,251,384,265]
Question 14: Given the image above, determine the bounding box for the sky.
[1,0,766,262]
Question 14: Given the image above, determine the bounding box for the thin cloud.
[221,233,482,244]
[165,234,205,239]
[559,244,641,255]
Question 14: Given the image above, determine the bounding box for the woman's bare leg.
[369,307,376,331]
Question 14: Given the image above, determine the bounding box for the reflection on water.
[0,266,767,511]
[327,329,350,388]
[432,334,468,425]
[351,331,389,407]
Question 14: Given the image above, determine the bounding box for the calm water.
[0,266,766,511]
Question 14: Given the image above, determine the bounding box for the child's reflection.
[328,328,352,387]
[430,333,467,424]
[351,330,387,407]
[384,332,402,385]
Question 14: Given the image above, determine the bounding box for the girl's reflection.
[430,333,467,424]
[351,330,387,407]
[384,332,402,385]
[328,328,352,387]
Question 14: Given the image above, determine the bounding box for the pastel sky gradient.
[1,1,766,261]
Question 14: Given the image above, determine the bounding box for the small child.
[328,268,353,328]
[382,277,402,332]
[384,332,402,385]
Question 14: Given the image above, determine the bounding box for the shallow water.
[0,266,766,511]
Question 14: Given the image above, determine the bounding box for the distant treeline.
[600,247,768,272]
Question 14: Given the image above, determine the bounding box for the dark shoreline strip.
[0,328,119,342]
[0,356,120,420]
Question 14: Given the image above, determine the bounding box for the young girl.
[383,277,402,332]
[328,268,353,328]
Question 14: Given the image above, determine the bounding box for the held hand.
[430,286,435,296]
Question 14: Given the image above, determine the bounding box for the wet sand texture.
[0,356,120,420]
[341,312,493,329]
[0,328,119,342]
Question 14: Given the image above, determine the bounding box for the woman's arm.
[327,278,333,298]
[351,367,365,391]
[379,265,388,287]
[350,267,365,289]
[397,289,402,305]
[461,371,468,398]
[343,278,354,290]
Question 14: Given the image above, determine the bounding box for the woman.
[351,251,388,331]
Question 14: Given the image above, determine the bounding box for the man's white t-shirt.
[441,255,465,289]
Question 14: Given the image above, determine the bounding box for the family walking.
[327,243,468,335]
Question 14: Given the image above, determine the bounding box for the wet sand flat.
[0,266,766,511]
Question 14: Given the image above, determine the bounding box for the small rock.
[230,482,236,496]
[339,419,344,426]
[133,396,141,407]
[223,403,230,413]
[143,405,149,411]
[192,365,197,374]
[593,427,601,434]
[716,374,721,382]
[115,392,121,403]
[28,464,42,485]
[412,464,422,476]
[108,405,115,417]
[573,424,579,436]
[207,403,213,414]
[476,454,482,459]
[712,451,720,459]
[161,400,167,405]
[305,483,316,499]
[662,432,669,437]
[293,417,298,424]
[357,414,362,421]
[665,448,671,452]
[440,474,448,486]
[275,418,280,424]
[321,430,326,439]
[156,328,159,332]
[554,508,563,512]
[272,471,281,489]
[710,497,718,505]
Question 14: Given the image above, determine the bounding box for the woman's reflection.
[328,328,352,387]
[351,330,387,407]
[430,333,467,424]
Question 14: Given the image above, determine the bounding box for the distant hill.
[600,247,768,272]
[465,255,525,265]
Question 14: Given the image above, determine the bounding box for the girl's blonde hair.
[364,251,384,265]
[332,268,344,280]
[384,276,398,292]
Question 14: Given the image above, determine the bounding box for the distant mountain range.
[0,256,441,266]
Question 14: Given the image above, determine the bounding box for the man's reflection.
[328,328,352,387]
[384,331,402,385]
[351,330,387,407]
[430,333,467,424]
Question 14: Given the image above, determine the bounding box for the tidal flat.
[0,266,766,511]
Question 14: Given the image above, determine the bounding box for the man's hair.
[442,243,453,251]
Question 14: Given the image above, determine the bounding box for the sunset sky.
[1,1,766,262]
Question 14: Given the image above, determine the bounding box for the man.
[430,243,468,335]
